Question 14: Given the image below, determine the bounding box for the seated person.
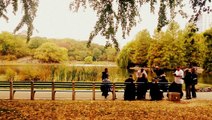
[158,76,168,92]
[137,73,148,100]
[150,78,163,100]
[124,75,136,100]
[100,77,111,99]
[167,82,183,99]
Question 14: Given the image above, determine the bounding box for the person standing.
[174,66,184,98]
[184,69,192,99]
[191,68,198,98]
[154,66,165,78]
[136,68,148,78]
[124,75,136,100]
[102,68,109,81]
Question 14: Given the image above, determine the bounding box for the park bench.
[0,81,171,100]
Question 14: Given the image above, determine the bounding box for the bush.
[5,68,16,81]
[34,42,68,63]
[84,56,93,64]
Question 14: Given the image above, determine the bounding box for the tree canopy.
[0,0,211,49]
[117,22,208,70]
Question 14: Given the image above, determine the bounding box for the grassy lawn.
[0,100,212,120]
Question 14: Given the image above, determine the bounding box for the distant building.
[196,12,212,32]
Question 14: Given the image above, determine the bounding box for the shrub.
[5,68,16,81]
[34,42,68,63]
[84,56,93,64]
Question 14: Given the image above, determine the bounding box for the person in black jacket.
[150,78,163,100]
[124,75,136,100]
[191,68,198,98]
[102,68,109,81]
[137,73,148,100]
[184,69,192,99]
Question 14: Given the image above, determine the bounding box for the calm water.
[0,65,211,84]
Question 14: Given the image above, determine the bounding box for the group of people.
[124,66,168,100]
[173,67,198,99]
[100,66,198,100]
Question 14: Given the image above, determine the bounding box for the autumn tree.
[34,42,68,63]
[0,32,29,59]
[148,22,185,69]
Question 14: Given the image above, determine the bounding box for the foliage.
[118,22,209,70]
[203,28,212,72]
[34,42,68,63]
[0,32,30,59]
[1,0,211,49]
[84,56,93,64]
[104,47,117,62]
[0,32,116,62]
[0,0,39,42]
[0,100,212,119]
[28,37,48,49]
[70,0,212,49]
[116,29,152,68]
[182,23,206,67]
[5,68,16,81]
[130,29,152,66]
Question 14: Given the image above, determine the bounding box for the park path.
[0,91,212,101]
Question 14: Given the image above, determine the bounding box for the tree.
[148,22,185,69]
[92,48,102,61]
[84,56,93,64]
[1,0,211,49]
[182,23,206,67]
[0,32,29,59]
[28,37,48,49]
[203,28,212,72]
[130,29,152,66]
[34,42,68,63]
[116,42,134,68]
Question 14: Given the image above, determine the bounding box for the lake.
[0,64,211,84]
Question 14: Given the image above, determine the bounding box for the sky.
[0,0,191,48]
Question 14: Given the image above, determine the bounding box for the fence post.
[112,82,116,100]
[31,81,34,100]
[72,81,75,100]
[92,82,95,100]
[9,80,13,100]
[52,82,55,100]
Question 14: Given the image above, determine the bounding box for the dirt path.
[0,91,211,101]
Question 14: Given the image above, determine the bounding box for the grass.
[0,100,212,120]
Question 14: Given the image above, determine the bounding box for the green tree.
[182,23,206,67]
[0,32,29,59]
[105,47,117,61]
[148,22,185,69]
[34,42,68,63]
[130,29,152,66]
[116,42,134,68]
[28,37,48,49]
[92,48,102,61]
[84,56,93,64]
[203,28,212,72]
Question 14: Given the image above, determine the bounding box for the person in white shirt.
[136,68,148,79]
[174,67,184,84]
[173,66,184,98]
